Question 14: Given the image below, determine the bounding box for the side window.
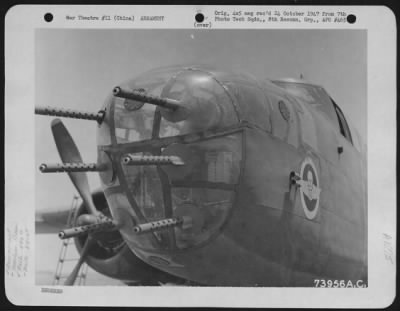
[332,100,352,144]
[268,94,289,141]
[268,94,300,148]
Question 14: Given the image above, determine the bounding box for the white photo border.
[4,5,396,308]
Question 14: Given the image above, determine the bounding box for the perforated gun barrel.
[58,218,116,239]
[35,106,105,123]
[133,217,192,234]
[39,163,104,173]
[113,86,181,111]
[122,154,184,166]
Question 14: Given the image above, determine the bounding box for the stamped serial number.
[314,279,366,288]
[41,287,63,294]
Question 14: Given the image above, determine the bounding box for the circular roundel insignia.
[298,157,321,220]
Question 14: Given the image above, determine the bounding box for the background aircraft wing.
[35,206,71,234]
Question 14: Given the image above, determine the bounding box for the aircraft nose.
[96,66,244,251]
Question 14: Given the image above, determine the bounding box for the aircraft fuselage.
[95,66,367,286]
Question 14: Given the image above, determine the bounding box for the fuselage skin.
[97,66,367,286]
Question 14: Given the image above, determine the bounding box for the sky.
[35,29,367,211]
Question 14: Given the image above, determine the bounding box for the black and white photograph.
[34,28,367,287]
[4,5,396,308]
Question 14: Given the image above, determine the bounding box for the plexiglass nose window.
[161,134,242,185]
[172,188,235,249]
[162,133,243,249]
[113,68,181,143]
[159,70,238,138]
[99,67,243,252]
[113,68,238,144]
[123,152,165,222]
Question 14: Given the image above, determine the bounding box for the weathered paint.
[77,65,366,286]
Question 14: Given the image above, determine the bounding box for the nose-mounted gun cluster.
[36,66,247,285]
[35,86,192,241]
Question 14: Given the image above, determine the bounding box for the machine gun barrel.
[133,217,192,234]
[39,163,105,173]
[58,218,116,239]
[113,86,181,111]
[122,154,184,166]
[35,106,105,123]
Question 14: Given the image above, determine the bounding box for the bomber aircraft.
[35,65,367,286]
